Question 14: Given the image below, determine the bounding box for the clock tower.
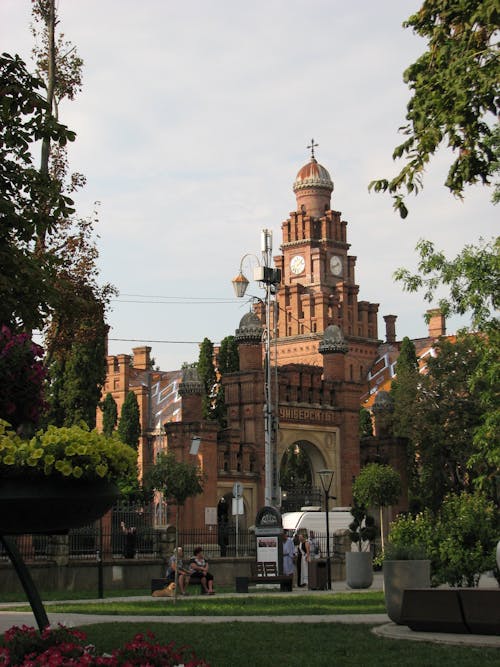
[266,143,380,381]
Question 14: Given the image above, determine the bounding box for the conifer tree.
[118,391,141,449]
[102,392,118,437]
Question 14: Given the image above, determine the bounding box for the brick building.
[99,149,405,531]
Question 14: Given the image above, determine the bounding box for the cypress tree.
[118,391,141,449]
[102,392,118,437]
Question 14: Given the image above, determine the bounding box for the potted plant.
[382,513,431,624]
[346,503,377,589]
[0,419,138,534]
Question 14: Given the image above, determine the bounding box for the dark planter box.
[0,478,119,534]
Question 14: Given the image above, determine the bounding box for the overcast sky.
[3,1,498,370]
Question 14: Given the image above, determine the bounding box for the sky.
[2,1,498,371]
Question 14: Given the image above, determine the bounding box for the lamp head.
[318,469,334,493]
[232,272,249,298]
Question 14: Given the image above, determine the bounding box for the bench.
[151,577,203,595]
[235,561,293,593]
[401,588,500,635]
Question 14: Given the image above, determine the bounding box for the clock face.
[290,255,305,275]
[329,255,343,276]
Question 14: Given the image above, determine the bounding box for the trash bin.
[308,559,328,590]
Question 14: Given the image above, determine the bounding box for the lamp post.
[232,229,281,507]
[318,469,335,590]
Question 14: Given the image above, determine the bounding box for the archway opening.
[280,441,323,512]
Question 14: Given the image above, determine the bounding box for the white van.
[282,508,352,538]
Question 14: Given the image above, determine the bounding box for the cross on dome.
[307,138,319,160]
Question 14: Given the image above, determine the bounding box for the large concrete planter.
[346,551,373,589]
[383,559,431,624]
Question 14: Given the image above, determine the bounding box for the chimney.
[132,346,151,370]
[427,309,446,338]
[383,315,397,344]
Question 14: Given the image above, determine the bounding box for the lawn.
[79,622,497,667]
[4,592,386,616]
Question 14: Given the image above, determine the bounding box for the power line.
[109,338,206,345]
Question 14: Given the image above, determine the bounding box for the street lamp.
[318,468,335,590]
[232,229,281,507]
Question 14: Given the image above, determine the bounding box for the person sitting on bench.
[166,546,190,595]
[189,546,215,595]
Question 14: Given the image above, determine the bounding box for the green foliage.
[218,335,239,374]
[0,53,75,331]
[353,463,402,509]
[369,1,500,216]
[353,463,401,551]
[386,512,433,563]
[102,393,118,437]
[436,491,498,587]
[117,392,141,449]
[280,443,312,489]
[0,420,137,482]
[394,237,499,331]
[389,492,499,587]
[197,337,216,420]
[145,451,203,505]
[406,333,495,511]
[358,408,373,438]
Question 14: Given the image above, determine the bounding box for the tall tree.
[102,393,118,437]
[29,1,116,426]
[197,337,216,421]
[118,391,141,450]
[218,335,239,374]
[370,0,499,217]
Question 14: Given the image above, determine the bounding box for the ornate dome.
[293,158,334,193]
[179,365,203,395]
[318,325,348,355]
[235,310,263,344]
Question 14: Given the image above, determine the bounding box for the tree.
[29,0,116,426]
[0,53,75,332]
[197,337,216,421]
[280,443,312,489]
[369,1,500,217]
[118,392,141,449]
[409,334,488,511]
[353,463,402,552]
[359,407,373,438]
[145,450,204,598]
[391,337,419,440]
[102,393,118,437]
[394,237,499,331]
[218,335,239,374]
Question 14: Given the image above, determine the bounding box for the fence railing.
[0,501,348,564]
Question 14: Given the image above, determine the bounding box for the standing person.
[120,521,137,559]
[166,546,190,595]
[282,530,295,578]
[189,546,215,595]
[297,533,310,587]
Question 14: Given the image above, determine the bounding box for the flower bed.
[0,625,210,666]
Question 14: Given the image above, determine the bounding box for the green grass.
[79,622,497,667]
[4,592,386,616]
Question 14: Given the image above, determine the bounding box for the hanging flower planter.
[0,477,119,534]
